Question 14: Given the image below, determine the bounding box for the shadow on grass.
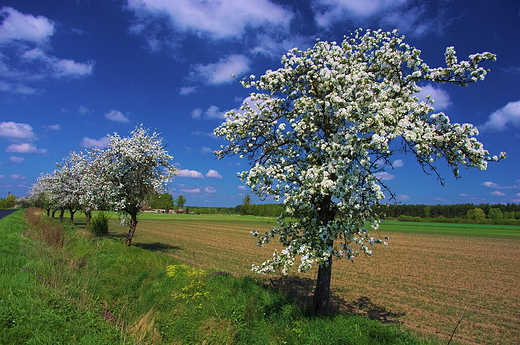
[133,242,181,253]
[267,275,403,322]
[106,233,181,253]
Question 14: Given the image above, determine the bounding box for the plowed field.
[110,214,520,345]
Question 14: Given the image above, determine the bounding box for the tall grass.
[0,209,434,344]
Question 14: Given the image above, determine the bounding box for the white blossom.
[214,29,501,277]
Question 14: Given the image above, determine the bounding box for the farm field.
[106,213,520,345]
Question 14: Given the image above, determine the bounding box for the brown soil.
[111,218,520,345]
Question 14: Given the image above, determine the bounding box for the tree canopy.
[215,29,503,314]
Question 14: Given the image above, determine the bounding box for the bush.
[90,212,109,236]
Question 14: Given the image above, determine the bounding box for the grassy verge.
[0,209,432,345]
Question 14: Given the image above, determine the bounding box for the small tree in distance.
[215,29,505,315]
[466,207,486,221]
[175,195,186,210]
[241,194,251,215]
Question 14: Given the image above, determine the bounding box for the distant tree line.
[186,203,285,217]
[374,203,520,225]
[374,203,520,219]
[180,202,520,225]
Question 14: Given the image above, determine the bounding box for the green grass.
[0,210,433,345]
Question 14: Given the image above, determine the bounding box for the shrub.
[90,212,109,236]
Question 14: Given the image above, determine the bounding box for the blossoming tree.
[214,29,504,315]
[102,125,175,246]
[65,150,113,230]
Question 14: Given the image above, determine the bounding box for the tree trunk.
[68,207,76,224]
[312,194,336,316]
[313,255,333,315]
[59,209,64,221]
[125,212,138,246]
[84,209,92,230]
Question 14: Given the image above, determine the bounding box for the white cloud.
[491,191,506,197]
[105,109,130,123]
[0,7,94,95]
[205,105,225,119]
[238,185,247,190]
[0,7,54,44]
[78,106,90,114]
[201,146,212,154]
[204,186,217,194]
[5,142,47,154]
[205,169,222,178]
[0,81,38,95]
[313,0,409,27]
[180,188,201,194]
[416,85,451,110]
[9,173,25,180]
[375,171,394,181]
[44,124,60,130]
[479,100,520,132]
[379,4,432,37]
[397,194,410,202]
[80,136,110,148]
[192,105,226,120]
[177,169,204,178]
[191,54,250,85]
[9,156,24,163]
[191,108,202,119]
[0,122,37,141]
[251,34,311,59]
[192,131,217,139]
[482,181,520,189]
[21,47,94,78]
[179,86,197,95]
[392,159,404,168]
[127,0,293,39]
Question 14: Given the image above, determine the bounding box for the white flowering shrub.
[215,29,504,314]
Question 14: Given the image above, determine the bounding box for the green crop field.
[104,213,520,345]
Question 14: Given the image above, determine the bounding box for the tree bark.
[313,194,336,316]
[313,255,333,315]
[84,209,92,230]
[125,212,138,246]
[68,207,77,224]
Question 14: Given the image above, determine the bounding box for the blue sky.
[0,0,519,207]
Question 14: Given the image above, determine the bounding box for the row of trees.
[374,203,520,220]
[22,126,175,245]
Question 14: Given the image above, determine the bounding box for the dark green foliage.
[90,211,109,236]
[147,192,174,210]
[0,194,17,208]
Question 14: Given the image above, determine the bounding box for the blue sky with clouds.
[1,0,519,207]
